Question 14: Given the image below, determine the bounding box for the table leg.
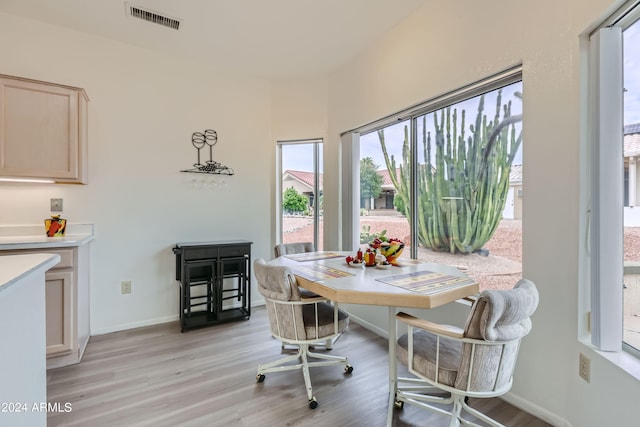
[386,306,397,427]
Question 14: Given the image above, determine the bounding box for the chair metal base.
[281,333,342,351]
[392,377,506,427]
[257,343,353,409]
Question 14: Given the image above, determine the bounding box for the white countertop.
[0,223,94,250]
[0,253,61,294]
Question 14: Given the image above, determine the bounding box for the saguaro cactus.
[379,90,522,254]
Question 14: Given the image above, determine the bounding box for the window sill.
[593,345,640,382]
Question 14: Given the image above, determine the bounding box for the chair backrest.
[455,279,539,392]
[254,258,306,340]
[274,242,315,258]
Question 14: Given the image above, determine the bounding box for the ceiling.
[0,0,428,79]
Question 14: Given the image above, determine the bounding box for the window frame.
[341,67,523,256]
[584,0,640,357]
[276,138,323,248]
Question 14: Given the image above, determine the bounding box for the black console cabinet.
[173,240,252,332]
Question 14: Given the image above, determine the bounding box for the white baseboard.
[348,313,389,339]
[91,314,179,336]
[502,393,572,427]
[91,303,268,336]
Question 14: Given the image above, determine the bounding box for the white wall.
[320,1,640,426]
[270,75,329,245]
[0,12,273,333]
[271,76,328,141]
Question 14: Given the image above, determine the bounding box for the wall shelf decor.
[180,129,234,188]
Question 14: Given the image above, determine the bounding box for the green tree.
[360,157,383,212]
[282,187,308,214]
[380,90,522,254]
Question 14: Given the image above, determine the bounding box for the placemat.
[284,252,344,262]
[392,258,424,266]
[292,264,354,281]
[376,270,476,295]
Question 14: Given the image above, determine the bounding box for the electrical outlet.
[121,280,132,295]
[50,198,63,212]
[579,353,591,383]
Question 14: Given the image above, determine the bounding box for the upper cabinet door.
[0,75,88,184]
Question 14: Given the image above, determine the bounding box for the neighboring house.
[624,124,640,226]
[503,164,523,220]
[366,168,398,212]
[282,169,323,209]
[288,166,523,219]
[625,123,640,208]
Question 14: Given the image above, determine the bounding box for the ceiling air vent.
[125,3,181,30]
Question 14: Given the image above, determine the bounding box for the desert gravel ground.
[283,215,640,291]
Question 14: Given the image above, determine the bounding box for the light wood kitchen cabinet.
[0,74,88,183]
[4,245,90,369]
[44,265,74,357]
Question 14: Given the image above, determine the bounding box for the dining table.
[270,250,479,426]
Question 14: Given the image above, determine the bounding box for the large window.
[359,120,410,258]
[354,69,523,291]
[624,15,640,354]
[277,139,323,250]
[588,1,640,354]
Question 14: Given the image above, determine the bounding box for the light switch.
[51,198,63,212]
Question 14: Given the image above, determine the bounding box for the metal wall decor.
[180,129,234,176]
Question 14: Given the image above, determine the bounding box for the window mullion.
[313,142,320,246]
[590,26,624,351]
[410,118,418,258]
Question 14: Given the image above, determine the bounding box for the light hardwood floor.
[47,307,552,427]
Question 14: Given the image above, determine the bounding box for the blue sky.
[282,83,523,173]
[359,81,523,169]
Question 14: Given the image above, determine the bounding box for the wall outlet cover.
[121,280,132,295]
[51,198,63,212]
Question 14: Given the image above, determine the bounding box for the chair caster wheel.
[344,364,354,374]
[309,398,318,409]
[256,374,265,383]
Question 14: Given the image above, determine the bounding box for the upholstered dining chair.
[273,242,318,298]
[274,242,315,258]
[391,279,539,427]
[273,242,340,349]
[254,258,353,409]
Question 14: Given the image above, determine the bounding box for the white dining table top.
[270,251,479,309]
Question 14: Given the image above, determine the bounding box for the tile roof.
[283,170,323,190]
[377,168,400,189]
[625,123,640,135]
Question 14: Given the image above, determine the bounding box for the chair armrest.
[396,312,464,339]
[300,296,329,304]
[461,295,478,303]
[270,296,330,306]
